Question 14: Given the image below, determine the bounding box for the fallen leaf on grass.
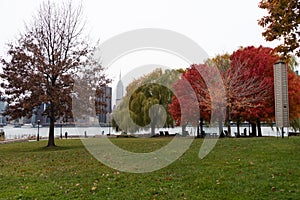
[271,187,276,192]
[271,174,275,179]
[90,186,97,191]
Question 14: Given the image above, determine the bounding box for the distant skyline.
[0,0,298,96]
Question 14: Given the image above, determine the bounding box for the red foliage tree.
[169,64,226,137]
[170,47,299,137]
[168,65,207,136]
[287,70,300,121]
[206,49,278,136]
[230,46,279,136]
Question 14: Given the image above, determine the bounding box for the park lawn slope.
[0,137,299,199]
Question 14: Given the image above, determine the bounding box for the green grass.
[0,137,300,199]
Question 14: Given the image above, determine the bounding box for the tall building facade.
[0,101,7,126]
[32,103,49,125]
[96,86,112,124]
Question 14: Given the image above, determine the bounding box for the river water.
[1,125,287,140]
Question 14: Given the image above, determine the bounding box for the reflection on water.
[1,125,285,140]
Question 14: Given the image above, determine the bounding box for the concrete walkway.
[0,139,29,144]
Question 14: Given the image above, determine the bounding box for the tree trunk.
[227,123,231,137]
[248,122,251,135]
[219,117,224,137]
[151,124,155,136]
[151,121,155,136]
[250,123,257,137]
[257,119,262,137]
[200,118,204,137]
[47,104,56,147]
[182,123,188,136]
[227,106,231,136]
[236,120,240,137]
[197,121,200,138]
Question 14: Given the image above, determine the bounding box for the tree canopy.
[258,0,300,56]
[169,46,299,137]
[0,1,108,146]
[113,68,180,135]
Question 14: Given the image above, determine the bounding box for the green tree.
[258,0,300,56]
[113,68,180,135]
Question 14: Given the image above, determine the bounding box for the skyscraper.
[116,72,124,106]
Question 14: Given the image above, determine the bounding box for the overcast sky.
[0,0,279,55]
[0,0,298,102]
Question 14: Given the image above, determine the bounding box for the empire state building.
[116,73,124,106]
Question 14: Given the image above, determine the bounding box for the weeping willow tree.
[112,68,180,135]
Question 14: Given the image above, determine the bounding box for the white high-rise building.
[116,72,124,106]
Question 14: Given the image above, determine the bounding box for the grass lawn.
[0,137,300,199]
